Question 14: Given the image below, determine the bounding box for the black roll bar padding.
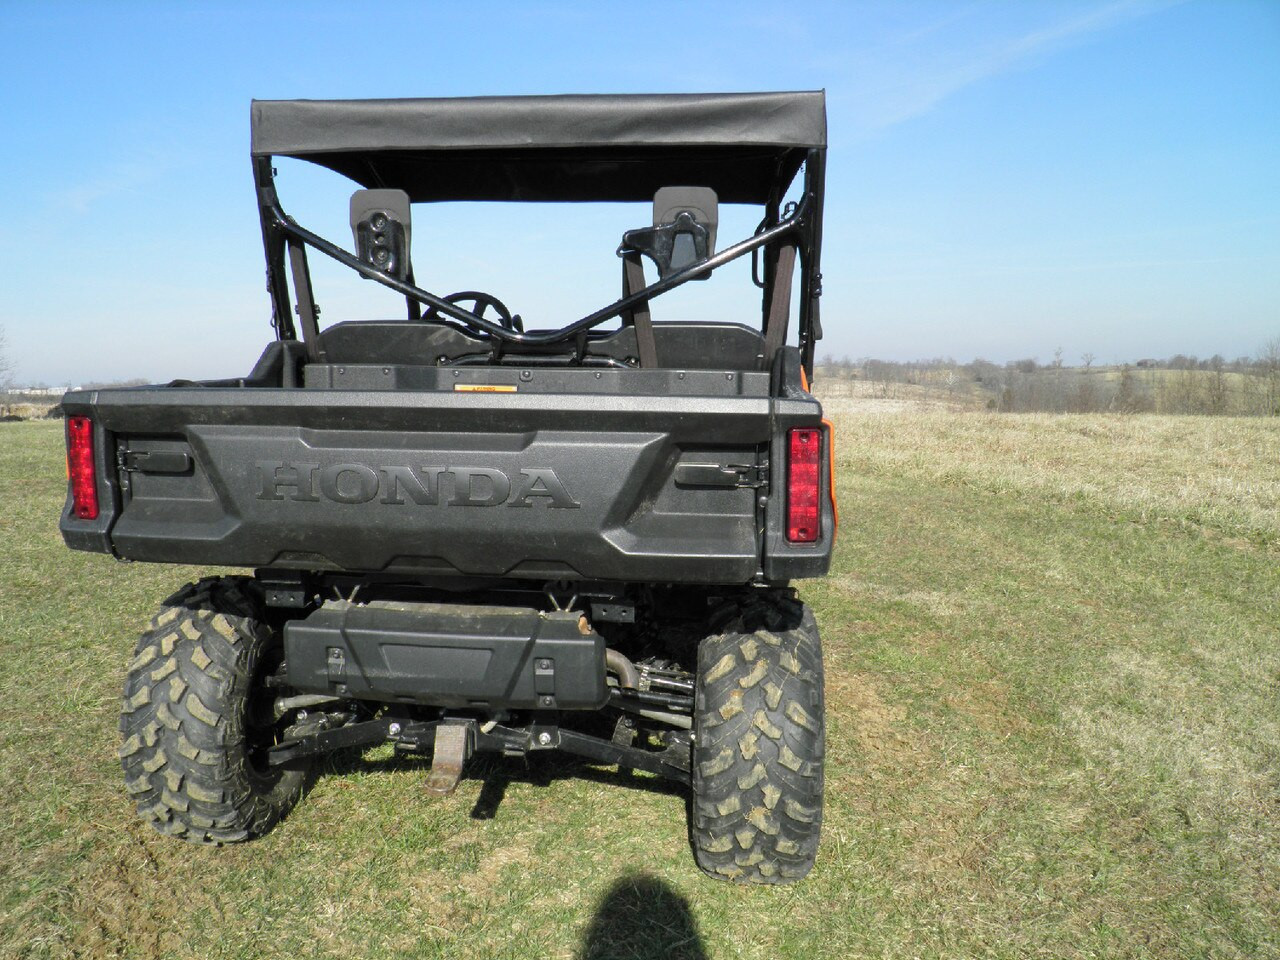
[265,196,808,347]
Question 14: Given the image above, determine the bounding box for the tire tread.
[118,576,307,845]
[691,593,824,885]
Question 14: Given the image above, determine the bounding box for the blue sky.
[0,0,1276,385]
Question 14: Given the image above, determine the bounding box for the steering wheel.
[422,290,522,332]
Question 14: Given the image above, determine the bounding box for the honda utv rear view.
[59,92,835,884]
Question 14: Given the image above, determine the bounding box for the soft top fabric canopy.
[251,92,825,203]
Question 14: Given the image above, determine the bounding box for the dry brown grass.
[815,377,984,413]
[826,409,1280,548]
[0,402,57,421]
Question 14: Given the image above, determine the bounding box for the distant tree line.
[818,340,1280,416]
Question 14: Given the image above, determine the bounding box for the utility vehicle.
[60,92,835,884]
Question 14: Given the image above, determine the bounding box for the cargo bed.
[60,364,830,584]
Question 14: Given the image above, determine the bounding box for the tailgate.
[62,384,772,584]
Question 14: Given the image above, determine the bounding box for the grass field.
[816,363,1280,417]
[2,412,1278,959]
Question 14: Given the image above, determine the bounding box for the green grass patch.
[2,416,1278,958]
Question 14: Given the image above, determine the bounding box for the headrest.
[350,189,412,281]
[618,186,719,280]
[653,186,718,254]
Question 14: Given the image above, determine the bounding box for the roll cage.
[250,92,827,374]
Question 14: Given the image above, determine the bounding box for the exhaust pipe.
[605,648,640,690]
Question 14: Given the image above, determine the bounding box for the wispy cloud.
[851,0,1184,135]
[51,160,164,214]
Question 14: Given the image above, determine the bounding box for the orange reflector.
[787,427,821,543]
[822,417,839,539]
[67,416,98,520]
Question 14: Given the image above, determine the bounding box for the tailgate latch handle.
[120,449,193,475]
[674,462,766,489]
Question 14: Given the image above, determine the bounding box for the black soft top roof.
[250,92,826,203]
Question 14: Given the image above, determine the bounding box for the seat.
[617,187,720,367]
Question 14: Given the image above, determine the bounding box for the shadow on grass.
[319,748,688,821]
[578,873,707,960]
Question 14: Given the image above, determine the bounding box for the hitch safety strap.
[287,239,325,362]
[621,253,658,368]
[763,243,797,366]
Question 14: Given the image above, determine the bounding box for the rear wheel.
[690,594,824,883]
[118,576,309,842]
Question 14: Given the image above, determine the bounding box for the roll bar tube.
[263,198,810,346]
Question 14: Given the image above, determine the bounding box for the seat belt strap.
[762,244,797,366]
[622,252,658,368]
[287,239,325,362]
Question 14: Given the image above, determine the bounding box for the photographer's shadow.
[578,873,707,960]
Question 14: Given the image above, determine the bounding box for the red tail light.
[67,416,99,520]
[787,427,821,543]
